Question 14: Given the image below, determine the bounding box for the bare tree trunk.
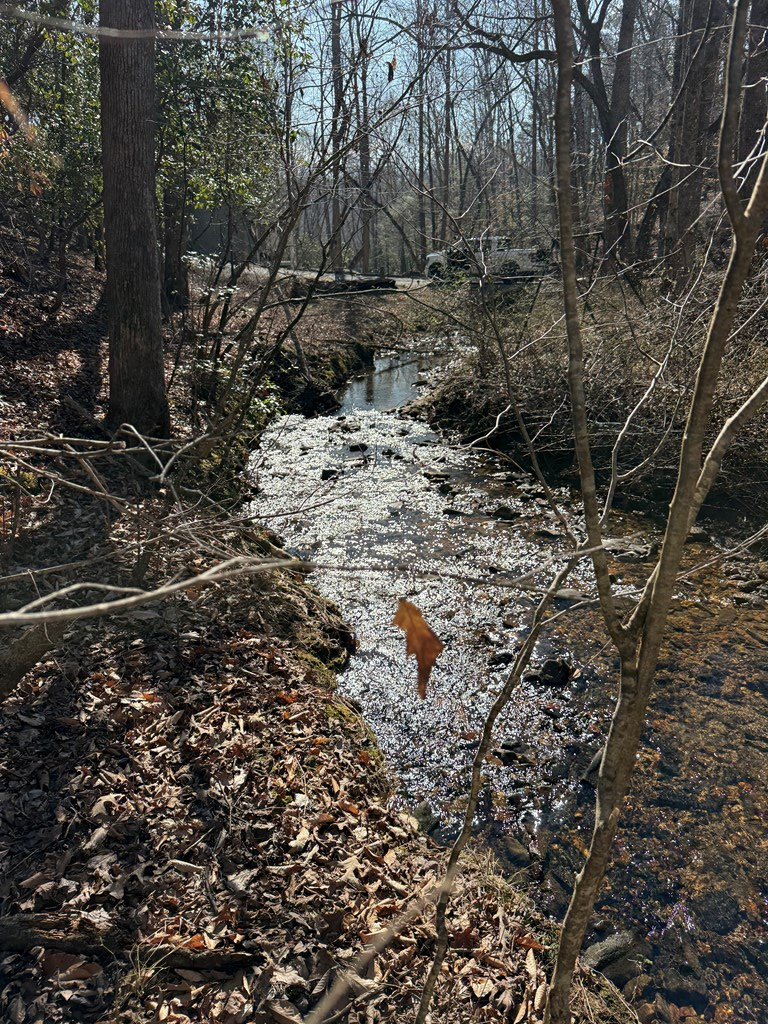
[739,0,768,186]
[99,0,169,437]
[282,41,298,271]
[531,10,540,233]
[352,18,372,275]
[416,3,428,263]
[604,0,638,257]
[664,0,727,275]
[573,0,637,261]
[439,4,452,245]
[330,0,344,275]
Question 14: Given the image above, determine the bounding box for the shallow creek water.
[252,355,768,1022]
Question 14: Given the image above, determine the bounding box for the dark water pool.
[338,354,434,414]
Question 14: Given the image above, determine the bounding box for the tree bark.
[99,0,169,437]
[573,0,637,260]
[329,0,345,275]
[739,0,768,189]
[663,0,727,275]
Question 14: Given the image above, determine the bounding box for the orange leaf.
[337,799,360,815]
[514,933,545,951]
[392,599,444,699]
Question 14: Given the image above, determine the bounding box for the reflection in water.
[251,358,768,1021]
[339,355,430,414]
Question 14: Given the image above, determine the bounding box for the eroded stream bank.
[251,354,768,1024]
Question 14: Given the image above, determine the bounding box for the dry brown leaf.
[514,933,545,951]
[41,951,84,978]
[512,999,528,1024]
[392,598,444,698]
[18,870,54,889]
[470,977,495,999]
[534,981,548,1011]
[267,999,303,1023]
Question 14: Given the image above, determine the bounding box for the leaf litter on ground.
[0,602,637,1024]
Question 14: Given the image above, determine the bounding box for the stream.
[251,354,768,1023]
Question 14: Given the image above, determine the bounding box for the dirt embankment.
[408,278,768,531]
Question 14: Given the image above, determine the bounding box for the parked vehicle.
[425,236,559,281]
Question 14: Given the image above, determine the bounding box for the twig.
[0,556,305,627]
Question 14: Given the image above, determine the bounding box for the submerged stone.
[492,504,518,521]
[501,835,531,869]
[540,658,571,685]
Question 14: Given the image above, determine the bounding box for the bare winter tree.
[99,0,170,437]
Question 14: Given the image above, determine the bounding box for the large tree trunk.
[329,0,344,275]
[574,0,637,261]
[739,0,768,188]
[99,0,169,437]
[663,0,727,276]
[603,0,637,258]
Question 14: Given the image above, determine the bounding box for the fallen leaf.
[41,951,83,978]
[515,933,545,951]
[470,977,495,999]
[267,999,303,1023]
[392,599,444,698]
[512,999,528,1024]
[450,924,479,949]
[19,870,55,889]
[289,826,310,851]
[91,793,121,819]
[534,981,548,1011]
[272,965,307,988]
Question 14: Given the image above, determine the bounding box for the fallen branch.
[0,913,260,970]
[0,555,306,627]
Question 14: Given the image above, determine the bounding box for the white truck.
[425,236,559,282]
